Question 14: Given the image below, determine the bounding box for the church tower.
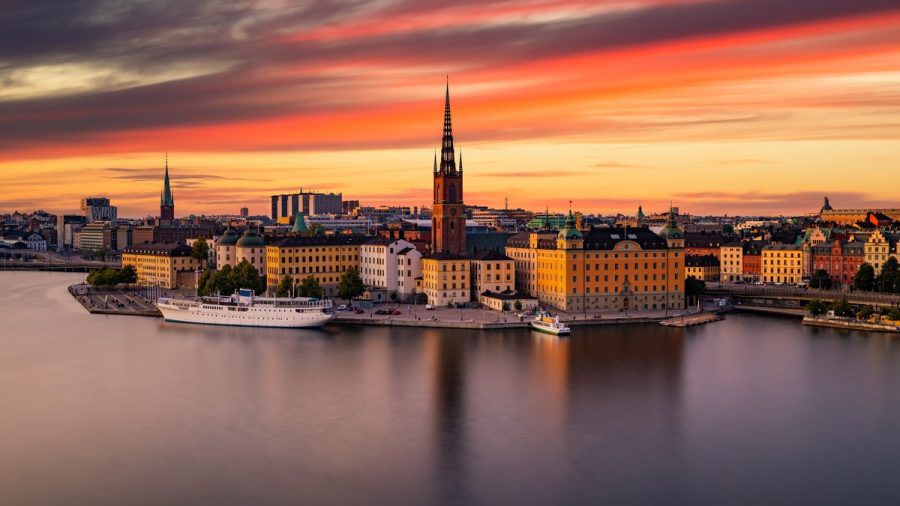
[431,80,466,255]
[160,155,175,223]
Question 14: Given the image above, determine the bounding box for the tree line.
[808,298,900,321]
[86,265,137,287]
[197,261,266,296]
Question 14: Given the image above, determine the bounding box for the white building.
[25,233,47,251]
[360,237,421,299]
[396,245,423,298]
[215,228,239,268]
[235,228,266,273]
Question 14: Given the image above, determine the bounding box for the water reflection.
[4,272,900,506]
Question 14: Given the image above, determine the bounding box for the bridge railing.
[708,284,900,305]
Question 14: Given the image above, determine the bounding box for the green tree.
[118,264,138,284]
[298,275,324,298]
[876,257,899,293]
[831,299,855,318]
[856,306,873,320]
[887,307,900,322]
[807,299,828,316]
[275,275,294,297]
[514,300,523,311]
[197,269,214,296]
[685,276,706,306]
[191,238,210,262]
[337,266,365,301]
[853,263,875,291]
[809,269,832,290]
[211,265,236,296]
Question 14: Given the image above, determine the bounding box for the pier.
[660,311,723,327]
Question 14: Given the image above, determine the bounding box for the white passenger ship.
[157,289,334,328]
[530,312,571,336]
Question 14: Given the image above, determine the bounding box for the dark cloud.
[0,0,896,152]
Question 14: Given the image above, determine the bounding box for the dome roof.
[216,228,239,246]
[236,228,265,248]
[558,211,582,240]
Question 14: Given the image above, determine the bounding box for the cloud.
[0,0,897,155]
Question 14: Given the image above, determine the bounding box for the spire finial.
[458,148,462,172]
[439,77,456,174]
[433,150,437,172]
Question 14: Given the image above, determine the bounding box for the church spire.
[439,77,456,174]
[161,154,174,207]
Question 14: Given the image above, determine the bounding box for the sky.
[1,0,898,217]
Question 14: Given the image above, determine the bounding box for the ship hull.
[158,304,334,328]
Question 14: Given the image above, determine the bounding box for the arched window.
[448,183,456,203]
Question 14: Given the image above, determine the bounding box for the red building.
[430,82,466,256]
[810,239,866,287]
[742,240,765,281]
[684,232,725,258]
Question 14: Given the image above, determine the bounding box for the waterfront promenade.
[333,305,698,330]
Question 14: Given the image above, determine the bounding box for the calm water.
[2,271,900,505]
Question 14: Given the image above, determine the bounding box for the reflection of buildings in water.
[425,330,469,504]
[564,326,687,501]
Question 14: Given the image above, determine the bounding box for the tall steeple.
[160,154,175,222]
[439,77,456,174]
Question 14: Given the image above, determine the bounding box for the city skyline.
[2,0,899,216]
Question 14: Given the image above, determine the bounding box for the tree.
[856,306,873,320]
[685,276,706,306]
[233,260,263,294]
[876,257,899,293]
[197,269,214,296]
[191,238,210,262]
[86,266,136,287]
[809,269,832,290]
[119,264,138,285]
[887,307,900,322]
[298,275,324,299]
[514,300,523,311]
[337,267,365,301]
[831,299,855,318]
[853,263,875,291]
[808,299,828,316]
[275,275,294,297]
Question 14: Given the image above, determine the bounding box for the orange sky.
[1,0,898,217]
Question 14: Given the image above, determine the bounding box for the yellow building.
[421,253,471,307]
[122,243,204,289]
[505,210,685,312]
[865,230,899,275]
[471,249,515,299]
[265,236,368,297]
[506,231,555,295]
[720,243,743,282]
[761,244,804,284]
[685,255,720,282]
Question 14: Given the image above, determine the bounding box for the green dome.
[216,228,239,246]
[659,224,683,239]
[558,211,582,240]
[236,229,265,248]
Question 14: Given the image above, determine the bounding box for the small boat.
[157,289,334,328]
[530,312,571,336]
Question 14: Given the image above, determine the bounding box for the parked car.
[390,309,402,315]
[425,304,435,310]
[354,308,364,314]
[337,304,348,311]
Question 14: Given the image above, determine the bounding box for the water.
[2,271,900,505]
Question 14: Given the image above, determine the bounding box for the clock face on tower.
[449,208,457,216]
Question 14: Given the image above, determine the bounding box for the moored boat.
[530,312,571,335]
[157,289,334,328]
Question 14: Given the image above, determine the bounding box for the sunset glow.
[2,0,899,216]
